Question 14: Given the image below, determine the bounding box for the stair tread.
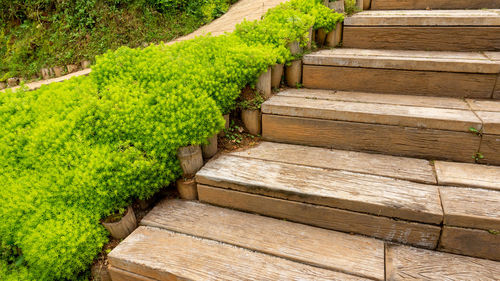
[108,226,367,281]
[262,89,482,132]
[282,89,471,110]
[440,186,500,230]
[371,0,500,10]
[303,49,500,73]
[230,141,436,184]
[141,199,385,280]
[475,111,500,134]
[345,9,500,26]
[435,161,500,191]
[196,154,443,224]
[386,244,500,280]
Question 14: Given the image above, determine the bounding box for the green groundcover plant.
[0,0,342,279]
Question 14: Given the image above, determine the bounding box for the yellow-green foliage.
[0,0,342,279]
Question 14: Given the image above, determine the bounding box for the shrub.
[0,0,342,279]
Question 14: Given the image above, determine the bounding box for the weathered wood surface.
[303,65,497,99]
[434,161,500,191]
[479,134,500,165]
[345,10,500,26]
[141,199,385,280]
[196,155,443,224]
[108,267,157,281]
[198,185,441,249]
[279,89,470,110]
[230,142,436,184]
[439,226,500,261]
[343,27,500,52]
[467,98,500,112]
[494,75,500,99]
[439,186,500,231]
[108,226,368,281]
[262,94,481,132]
[476,111,500,135]
[371,0,500,10]
[302,49,500,74]
[262,114,480,162]
[386,244,500,280]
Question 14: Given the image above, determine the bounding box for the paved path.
[2,0,287,93]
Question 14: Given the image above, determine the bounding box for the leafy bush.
[0,0,342,280]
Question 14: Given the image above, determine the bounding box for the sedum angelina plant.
[0,0,343,279]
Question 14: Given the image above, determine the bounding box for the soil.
[218,113,262,152]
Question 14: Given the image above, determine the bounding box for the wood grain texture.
[108,267,158,281]
[279,89,471,110]
[439,186,500,230]
[303,49,500,74]
[302,65,497,99]
[494,74,500,99]
[141,199,385,280]
[476,111,500,134]
[262,94,481,132]
[479,134,500,165]
[198,185,441,249]
[434,161,500,191]
[386,244,500,281]
[466,98,500,112]
[439,226,500,261]
[343,27,500,52]
[371,0,500,9]
[196,155,443,224]
[345,10,500,26]
[262,114,480,163]
[108,226,368,281]
[230,142,436,184]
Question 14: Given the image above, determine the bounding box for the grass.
[0,1,231,81]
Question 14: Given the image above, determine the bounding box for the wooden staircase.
[108,1,500,280]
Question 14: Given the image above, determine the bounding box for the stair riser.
[303,65,499,99]
[197,184,441,249]
[370,0,500,9]
[343,27,500,52]
[262,114,481,163]
[439,226,500,261]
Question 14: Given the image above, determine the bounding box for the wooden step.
[302,49,500,99]
[386,244,500,280]
[467,98,500,165]
[438,186,500,261]
[108,226,366,281]
[434,161,500,191]
[261,89,484,162]
[371,0,500,10]
[195,146,443,248]
[141,200,385,280]
[343,10,500,51]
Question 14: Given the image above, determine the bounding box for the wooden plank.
[439,186,500,231]
[198,185,441,249]
[196,155,443,224]
[108,267,158,281]
[476,111,500,135]
[262,114,480,163]
[231,142,436,184]
[479,134,500,165]
[371,0,500,10]
[279,89,470,110]
[466,99,500,112]
[302,65,497,99]
[262,94,481,132]
[141,199,385,280]
[439,226,500,261]
[434,161,500,191]
[303,49,500,74]
[108,226,368,281]
[386,244,500,281]
[345,10,500,26]
[343,27,500,52]
[494,75,500,99]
